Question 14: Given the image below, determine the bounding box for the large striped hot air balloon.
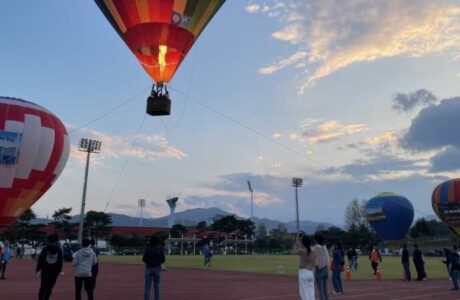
[0,97,70,225]
[432,179,460,236]
[94,0,226,116]
[365,192,414,247]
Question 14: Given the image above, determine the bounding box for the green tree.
[85,211,112,241]
[52,207,74,243]
[196,221,209,233]
[170,224,187,238]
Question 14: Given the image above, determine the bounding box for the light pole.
[166,197,178,228]
[138,199,146,227]
[292,177,303,237]
[247,180,253,219]
[78,138,102,245]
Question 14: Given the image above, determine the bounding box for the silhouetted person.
[331,242,344,294]
[36,234,63,300]
[401,244,411,281]
[143,235,165,300]
[313,233,329,300]
[413,244,427,281]
[369,246,382,275]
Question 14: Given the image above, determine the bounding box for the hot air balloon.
[432,179,460,236]
[365,192,414,247]
[0,97,70,225]
[94,0,226,116]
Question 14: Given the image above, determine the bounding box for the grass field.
[100,255,449,280]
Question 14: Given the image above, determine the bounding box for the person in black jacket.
[413,244,427,281]
[36,234,63,300]
[401,244,411,281]
[143,235,165,300]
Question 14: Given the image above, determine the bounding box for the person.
[292,235,316,300]
[90,239,100,291]
[413,244,427,281]
[36,234,63,300]
[401,244,411,281]
[16,246,22,259]
[313,233,329,300]
[0,240,11,279]
[369,246,382,275]
[442,247,460,290]
[143,235,165,300]
[73,238,97,300]
[351,248,358,271]
[331,242,344,295]
[203,243,212,267]
[346,248,354,270]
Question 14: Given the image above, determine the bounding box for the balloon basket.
[147,94,171,116]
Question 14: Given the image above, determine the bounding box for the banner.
[365,203,386,221]
[437,203,460,226]
[0,131,22,166]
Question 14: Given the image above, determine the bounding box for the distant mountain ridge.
[33,207,333,234]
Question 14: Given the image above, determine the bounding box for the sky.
[1,0,460,226]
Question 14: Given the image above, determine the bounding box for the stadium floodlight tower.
[292,177,303,237]
[78,138,102,245]
[138,199,146,227]
[247,180,253,220]
[166,197,179,228]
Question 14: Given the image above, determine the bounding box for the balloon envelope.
[0,97,70,225]
[432,179,460,236]
[94,0,226,84]
[365,193,414,243]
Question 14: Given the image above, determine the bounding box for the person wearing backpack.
[36,234,63,300]
[73,238,97,300]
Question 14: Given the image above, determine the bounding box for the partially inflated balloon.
[0,97,70,225]
[365,192,414,246]
[94,0,226,84]
[432,179,460,236]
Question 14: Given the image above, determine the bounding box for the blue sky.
[2,1,460,225]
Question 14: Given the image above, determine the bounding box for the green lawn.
[100,255,449,280]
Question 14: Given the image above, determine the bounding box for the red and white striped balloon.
[0,97,69,225]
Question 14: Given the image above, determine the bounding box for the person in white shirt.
[313,233,330,300]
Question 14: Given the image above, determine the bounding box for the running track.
[0,259,459,300]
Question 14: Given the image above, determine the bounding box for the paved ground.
[1,259,459,299]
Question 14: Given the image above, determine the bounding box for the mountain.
[32,207,333,233]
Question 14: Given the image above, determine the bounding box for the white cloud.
[254,0,460,93]
[301,119,368,144]
[68,126,186,165]
[245,3,261,14]
[272,132,283,138]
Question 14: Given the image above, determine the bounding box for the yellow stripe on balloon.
[174,0,187,15]
[136,0,151,23]
[105,0,128,33]
[192,1,219,37]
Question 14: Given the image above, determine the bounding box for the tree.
[344,198,368,230]
[170,224,187,238]
[85,211,112,241]
[212,215,239,233]
[196,221,208,233]
[52,207,74,243]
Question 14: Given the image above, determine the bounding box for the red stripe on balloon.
[149,0,173,23]
[113,0,141,29]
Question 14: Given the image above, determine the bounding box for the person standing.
[346,248,353,270]
[0,240,11,279]
[292,235,316,300]
[36,234,63,300]
[203,243,212,267]
[331,242,344,295]
[313,233,329,300]
[143,235,165,300]
[443,247,459,290]
[90,239,100,291]
[401,244,411,281]
[73,238,97,300]
[369,246,382,275]
[413,244,427,281]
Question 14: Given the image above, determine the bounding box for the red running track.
[0,259,459,300]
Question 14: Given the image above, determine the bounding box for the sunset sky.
[1,0,460,225]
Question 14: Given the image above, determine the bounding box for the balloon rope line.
[103,114,148,213]
[69,85,151,135]
[168,85,430,217]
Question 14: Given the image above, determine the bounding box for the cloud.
[402,97,460,151]
[245,3,261,14]
[253,1,460,93]
[327,155,425,181]
[392,89,438,113]
[68,126,186,165]
[259,51,307,75]
[272,132,283,139]
[300,119,368,144]
[429,146,460,173]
